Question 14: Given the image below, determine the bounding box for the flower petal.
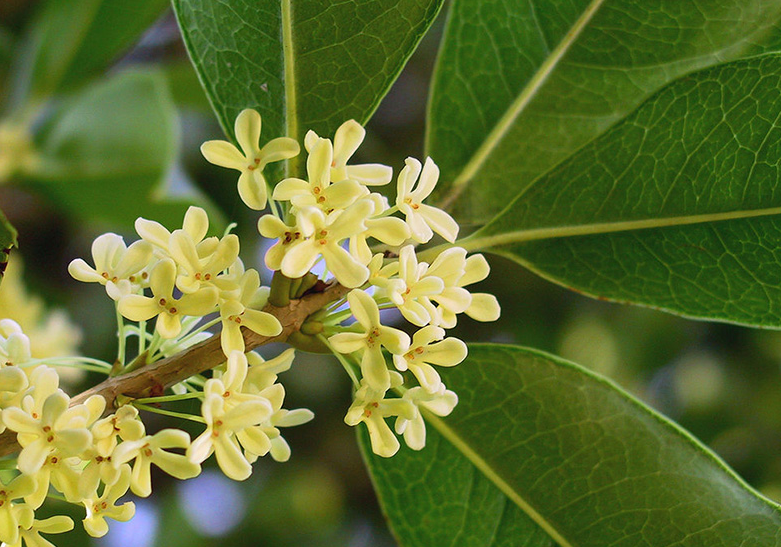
[347,289,380,329]
[259,137,300,164]
[333,120,365,167]
[234,109,261,157]
[238,169,268,210]
[345,163,393,186]
[201,140,246,170]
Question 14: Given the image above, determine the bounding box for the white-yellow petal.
[238,169,268,210]
[466,293,501,322]
[200,140,246,170]
[234,108,262,157]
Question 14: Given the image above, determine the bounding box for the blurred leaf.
[163,62,212,113]
[461,54,781,328]
[361,344,781,546]
[172,0,444,176]
[0,207,17,284]
[428,0,781,223]
[27,70,196,228]
[8,0,169,107]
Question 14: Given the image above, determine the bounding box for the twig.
[0,280,351,458]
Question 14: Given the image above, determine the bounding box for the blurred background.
[3,1,781,546]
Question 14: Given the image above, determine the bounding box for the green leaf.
[163,62,212,113]
[8,0,169,106]
[172,0,443,175]
[428,0,781,222]
[361,344,781,546]
[457,54,781,328]
[26,70,198,228]
[0,207,17,284]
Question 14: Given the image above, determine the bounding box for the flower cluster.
[0,108,498,545]
[202,110,500,457]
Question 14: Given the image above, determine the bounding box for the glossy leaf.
[8,0,169,106]
[173,0,443,175]
[26,70,198,228]
[428,0,781,222]
[459,54,781,328]
[361,344,781,546]
[0,207,17,284]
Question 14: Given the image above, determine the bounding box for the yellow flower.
[201,109,299,210]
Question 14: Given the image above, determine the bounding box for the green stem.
[132,402,205,424]
[175,317,222,350]
[138,320,147,355]
[115,306,127,366]
[134,392,203,404]
[21,357,113,369]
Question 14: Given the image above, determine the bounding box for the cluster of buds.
[0,109,498,544]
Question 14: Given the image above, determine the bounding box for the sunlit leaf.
[428,0,781,223]
[362,344,781,546]
[173,0,443,176]
[458,54,781,327]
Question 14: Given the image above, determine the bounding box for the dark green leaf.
[8,0,169,106]
[172,0,443,176]
[459,54,781,327]
[26,70,201,228]
[361,344,781,546]
[428,0,781,223]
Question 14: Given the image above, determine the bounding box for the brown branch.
[0,281,351,458]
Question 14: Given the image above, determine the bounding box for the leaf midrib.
[435,0,607,210]
[463,206,781,251]
[281,0,298,178]
[423,410,574,547]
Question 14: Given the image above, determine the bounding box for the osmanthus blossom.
[67,233,153,300]
[12,109,503,541]
[0,474,36,544]
[395,385,458,451]
[278,200,374,288]
[135,206,209,255]
[117,258,219,339]
[392,326,467,393]
[329,289,410,391]
[168,229,240,294]
[236,351,314,463]
[2,390,97,475]
[218,269,281,355]
[396,157,459,244]
[348,195,411,265]
[81,465,135,538]
[0,319,33,367]
[273,136,367,213]
[111,429,201,497]
[200,109,300,210]
[257,214,305,271]
[27,454,82,509]
[385,245,445,327]
[304,119,393,186]
[187,355,276,481]
[344,372,416,458]
[3,504,73,547]
[90,406,145,457]
[424,249,500,328]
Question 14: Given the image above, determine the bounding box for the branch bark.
[0,281,350,458]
